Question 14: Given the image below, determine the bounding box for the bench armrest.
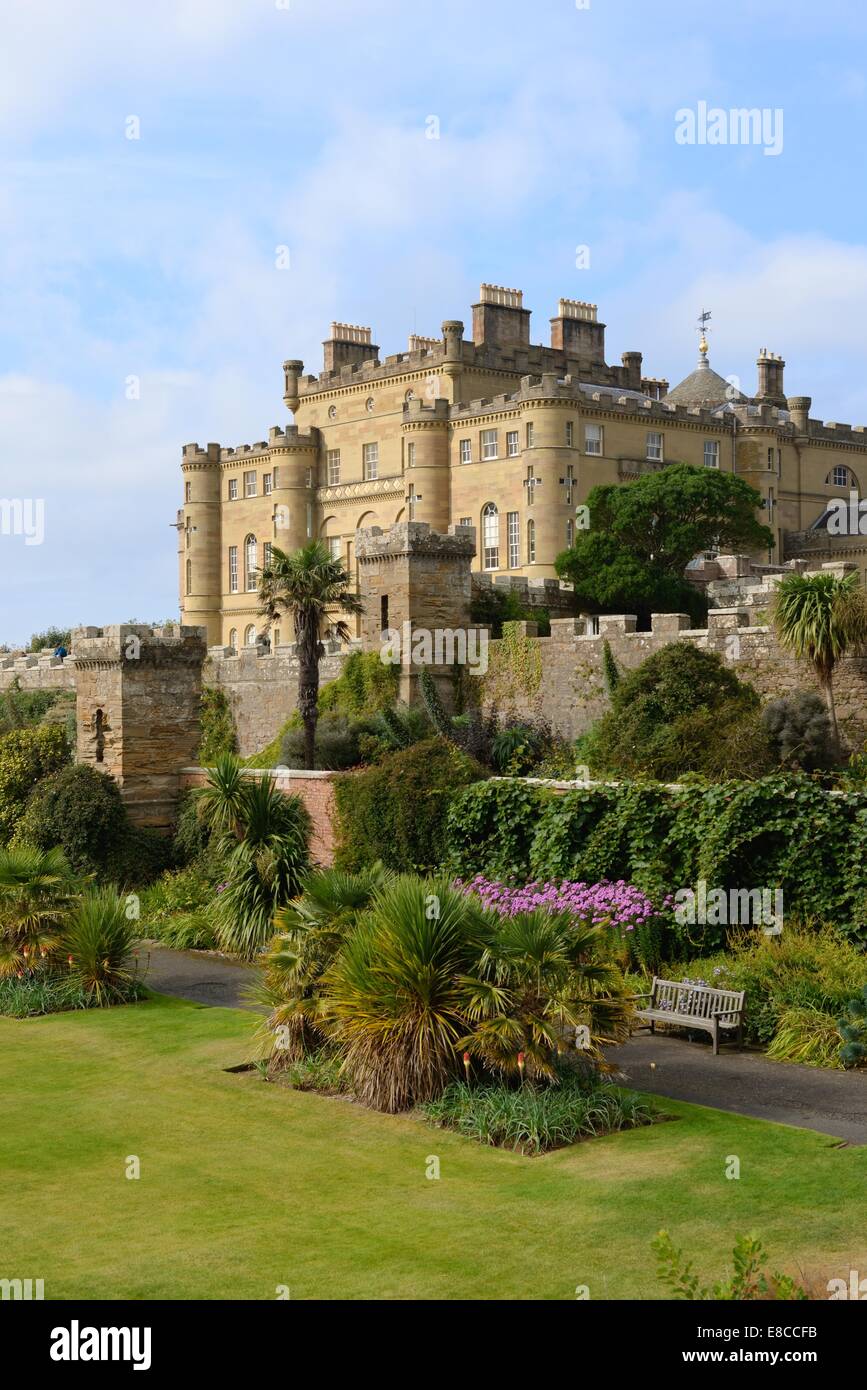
[630,992,653,1002]
[712,1005,744,1018]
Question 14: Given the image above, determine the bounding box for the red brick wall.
[179,767,337,867]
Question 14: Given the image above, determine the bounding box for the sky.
[3,0,867,643]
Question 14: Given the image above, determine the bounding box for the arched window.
[244,624,257,647]
[482,502,499,570]
[245,534,257,591]
[828,465,858,490]
[228,628,237,651]
[185,558,191,595]
[527,518,536,564]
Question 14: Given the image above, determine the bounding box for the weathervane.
[697,309,712,358]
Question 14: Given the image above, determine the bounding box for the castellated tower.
[356,522,477,707]
[73,624,207,830]
[180,442,221,643]
[401,398,450,532]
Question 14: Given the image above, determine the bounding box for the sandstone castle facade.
[179,283,867,646]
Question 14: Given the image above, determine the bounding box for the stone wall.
[179,767,338,866]
[481,609,867,749]
[205,642,349,759]
[0,653,76,694]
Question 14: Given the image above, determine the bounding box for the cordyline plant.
[257,541,364,770]
[0,844,81,977]
[772,570,867,752]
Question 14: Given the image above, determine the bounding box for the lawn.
[2,993,866,1300]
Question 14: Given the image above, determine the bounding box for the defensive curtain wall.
[3,533,866,848]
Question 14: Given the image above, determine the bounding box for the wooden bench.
[632,978,745,1055]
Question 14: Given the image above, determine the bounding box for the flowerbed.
[456,874,661,931]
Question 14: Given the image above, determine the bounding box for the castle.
[177,283,867,647]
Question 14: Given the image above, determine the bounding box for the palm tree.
[773,571,867,751]
[322,876,494,1112]
[460,908,632,1081]
[0,845,80,978]
[253,863,392,1064]
[64,886,141,1006]
[258,541,364,769]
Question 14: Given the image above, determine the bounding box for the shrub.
[765,1006,844,1069]
[198,686,237,764]
[104,824,176,889]
[762,691,836,771]
[653,1230,807,1301]
[63,886,143,1006]
[0,844,79,977]
[589,643,763,780]
[15,763,126,874]
[150,911,218,951]
[322,876,492,1111]
[0,973,95,1018]
[839,985,867,1068]
[678,928,867,1047]
[0,682,62,734]
[172,789,216,865]
[318,649,399,717]
[0,724,69,842]
[279,712,375,770]
[421,1076,656,1154]
[333,737,485,873]
[139,862,222,948]
[212,774,311,958]
[255,864,391,1063]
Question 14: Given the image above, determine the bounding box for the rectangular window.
[228,478,238,500]
[244,470,257,498]
[306,501,313,538]
[264,473,273,495]
[329,536,342,561]
[459,516,472,528]
[832,465,848,487]
[406,441,416,467]
[704,440,720,469]
[506,430,519,457]
[407,484,417,520]
[481,428,498,460]
[229,546,238,593]
[263,541,272,568]
[584,424,603,456]
[363,443,378,480]
[184,481,191,502]
[327,449,341,485]
[507,511,520,568]
[460,438,472,464]
[527,519,536,564]
[305,467,313,488]
[565,464,575,504]
[525,465,536,506]
[566,421,574,447]
[272,466,279,488]
[646,431,663,462]
[526,422,534,448]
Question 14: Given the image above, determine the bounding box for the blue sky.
[3,0,867,641]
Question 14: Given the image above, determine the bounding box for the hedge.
[333,737,485,873]
[0,723,69,842]
[445,774,867,943]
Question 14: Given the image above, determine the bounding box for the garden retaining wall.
[179,766,338,866]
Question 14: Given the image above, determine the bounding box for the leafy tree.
[556,464,773,628]
[14,764,127,874]
[772,571,867,751]
[28,626,71,653]
[258,541,364,769]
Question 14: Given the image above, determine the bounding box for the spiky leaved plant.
[213,775,311,959]
[62,885,141,1007]
[773,571,867,752]
[322,876,493,1112]
[0,844,80,978]
[459,908,632,1081]
[253,863,392,1064]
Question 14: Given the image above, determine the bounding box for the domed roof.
[663,350,750,409]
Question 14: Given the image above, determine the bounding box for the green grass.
[2,993,865,1300]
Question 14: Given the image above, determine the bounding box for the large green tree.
[555,464,773,627]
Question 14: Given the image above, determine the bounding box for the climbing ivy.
[481,620,543,703]
[446,773,867,942]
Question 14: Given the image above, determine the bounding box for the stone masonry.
[73,624,207,830]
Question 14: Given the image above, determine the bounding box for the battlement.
[403,397,450,423]
[72,624,207,667]
[356,521,476,561]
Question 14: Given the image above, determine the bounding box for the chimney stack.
[471,284,530,350]
[756,349,786,406]
[323,323,379,373]
[550,298,606,368]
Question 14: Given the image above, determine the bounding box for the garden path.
[609,1035,867,1145]
[142,943,260,1010]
